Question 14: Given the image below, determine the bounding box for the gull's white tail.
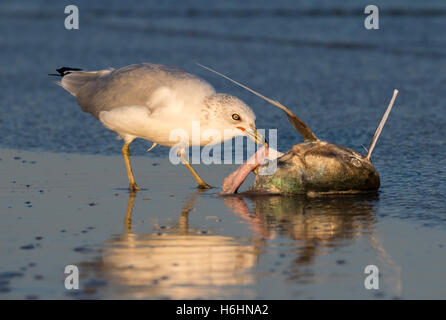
[366,89,399,160]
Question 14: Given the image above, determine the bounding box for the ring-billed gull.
[50,63,264,191]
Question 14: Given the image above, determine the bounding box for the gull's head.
[202,93,264,145]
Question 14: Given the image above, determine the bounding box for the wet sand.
[1,148,445,299]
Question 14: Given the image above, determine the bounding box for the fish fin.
[366,89,398,160]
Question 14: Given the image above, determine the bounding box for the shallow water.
[1,0,446,299]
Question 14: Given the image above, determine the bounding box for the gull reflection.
[89,191,258,299]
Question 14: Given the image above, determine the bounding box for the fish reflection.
[223,194,378,245]
[223,193,401,296]
[83,192,259,299]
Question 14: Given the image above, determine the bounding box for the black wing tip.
[48,67,83,77]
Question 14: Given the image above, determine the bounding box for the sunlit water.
[1,0,445,299]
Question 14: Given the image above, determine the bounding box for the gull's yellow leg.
[122,142,141,191]
[179,151,212,189]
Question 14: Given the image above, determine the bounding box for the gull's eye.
[350,157,362,167]
[232,113,241,121]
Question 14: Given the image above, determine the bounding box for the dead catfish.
[199,64,398,195]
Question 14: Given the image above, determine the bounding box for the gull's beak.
[237,126,268,147]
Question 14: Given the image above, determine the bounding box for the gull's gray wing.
[58,63,215,119]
